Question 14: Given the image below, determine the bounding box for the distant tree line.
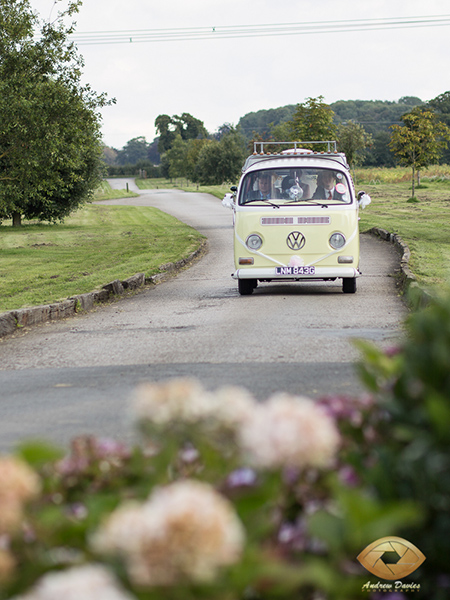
[104,91,450,184]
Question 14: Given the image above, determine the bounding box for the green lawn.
[93,180,140,201]
[0,204,204,312]
[354,168,450,290]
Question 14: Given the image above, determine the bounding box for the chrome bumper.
[232,267,360,280]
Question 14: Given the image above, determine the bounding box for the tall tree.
[290,96,336,148]
[0,0,111,226]
[117,137,149,165]
[166,134,188,179]
[336,121,373,169]
[195,127,246,185]
[154,114,176,154]
[389,107,450,197]
[155,113,207,154]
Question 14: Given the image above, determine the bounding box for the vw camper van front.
[223,142,371,295]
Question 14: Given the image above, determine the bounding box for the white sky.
[28,0,450,150]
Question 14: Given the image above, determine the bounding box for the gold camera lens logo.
[357,536,426,580]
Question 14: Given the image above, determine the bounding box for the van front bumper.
[232,266,360,280]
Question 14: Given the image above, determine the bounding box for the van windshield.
[238,167,352,206]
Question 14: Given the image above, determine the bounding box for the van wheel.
[238,279,255,295]
[342,277,357,294]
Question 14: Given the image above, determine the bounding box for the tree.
[166,134,188,180]
[426,91,450,163]
[0,0,111,226]
[154,114,177,154]
[364,131,396,167]
[116,137,149,166]
[155,113,207,154]
[336,121,373,169]
[389,107,450,197]
[195,128,247,185]
[185,138,209,182]
[290,96,336,148]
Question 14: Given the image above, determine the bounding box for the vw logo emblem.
[286,231,305,251]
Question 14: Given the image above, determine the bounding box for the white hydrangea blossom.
[0,456,41,535]
[132,378,255,432]
[132,378,215,424]
[239,393,340,470]
[91,479,245,586]
[12,564,136,600]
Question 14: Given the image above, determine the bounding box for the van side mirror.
[230,185,237,193]
[357,190,371,209]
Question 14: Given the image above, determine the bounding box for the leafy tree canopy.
[155,113,207,154]
[0,0,112,226]
[336,120,373,169]
[116,136,149,166]
[389,106,450,196]
[290,96,336,149]
[195,127,247,185]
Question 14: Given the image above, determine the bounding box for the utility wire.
[63,15,450,45]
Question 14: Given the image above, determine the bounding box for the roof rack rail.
[252,140,337,154]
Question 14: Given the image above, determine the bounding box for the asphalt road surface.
[0,181,407,451]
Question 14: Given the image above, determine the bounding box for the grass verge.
[93,180,140,201]
[354,171,450,290]
[136,177,230,200]
[0,204,204,312]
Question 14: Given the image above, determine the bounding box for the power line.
[63,14,450,46]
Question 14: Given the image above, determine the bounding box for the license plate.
[275,266,316,275]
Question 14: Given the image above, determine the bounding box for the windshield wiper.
[244,198,280,208]
[285,198,329,208]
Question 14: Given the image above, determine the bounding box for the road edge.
[366,227,433,307]
[0,240,208,338]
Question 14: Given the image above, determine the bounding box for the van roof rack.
[242,141,348,172]
[253,140,337,154]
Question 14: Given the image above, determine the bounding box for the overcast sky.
[28,0,450,150]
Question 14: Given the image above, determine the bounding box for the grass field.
[0,203,204,312]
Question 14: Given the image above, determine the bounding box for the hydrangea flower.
[91,479,245,586]
[10,564,135,600]
[238,393,340,470]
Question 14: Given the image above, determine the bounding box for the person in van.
[247,172,272,200]
[281,172,311,200]
[313,171,345,201]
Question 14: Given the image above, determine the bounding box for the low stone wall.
[367,227,432,307]
[0,241,207,338]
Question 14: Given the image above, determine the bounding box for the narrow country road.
[0,181,407,451]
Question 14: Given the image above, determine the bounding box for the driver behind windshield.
[247,172,272,200]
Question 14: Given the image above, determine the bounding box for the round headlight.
[329,232,346,249]
[246,234,263,250]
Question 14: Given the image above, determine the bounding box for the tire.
[238,279,255,295]
[342,277,357,294]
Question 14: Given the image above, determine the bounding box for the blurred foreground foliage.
[1,292,450,599]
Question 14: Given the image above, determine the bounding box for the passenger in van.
[281,175,311,200]
[313,171,345,201]
[247,172,272,200]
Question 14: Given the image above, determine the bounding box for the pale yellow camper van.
[222,141,371,295]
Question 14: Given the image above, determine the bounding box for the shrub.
[1,293,450,599]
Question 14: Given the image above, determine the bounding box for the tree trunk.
[12,211,22,227]
[417,170,421,186]
[411,165,415,197]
